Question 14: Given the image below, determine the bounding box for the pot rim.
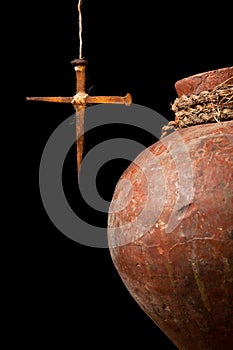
[175,66,233,97]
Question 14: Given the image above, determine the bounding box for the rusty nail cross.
[27,58,132,174]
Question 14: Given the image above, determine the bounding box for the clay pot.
[175,66,233,97]
[107,67,233,350]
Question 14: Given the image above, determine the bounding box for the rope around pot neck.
[161,76,233,138]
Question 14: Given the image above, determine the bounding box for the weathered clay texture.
[108,99,233,350]
[175,66,233,97]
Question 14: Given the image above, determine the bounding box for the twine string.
[78,0,83,59]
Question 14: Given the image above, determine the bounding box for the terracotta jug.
[107,67,233,350]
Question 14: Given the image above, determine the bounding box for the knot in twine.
[161,76,233,138]
[71,91,89,106]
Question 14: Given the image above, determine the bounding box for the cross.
[26,58,132,174]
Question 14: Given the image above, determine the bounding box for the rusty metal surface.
[87,93,132,106]
[107,120,233,350]
[26,97,73,103]
[71,58,87,93]
[26,94,132,106]
[27,58,132,174]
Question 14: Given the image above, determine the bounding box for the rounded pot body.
[107,120,233,350]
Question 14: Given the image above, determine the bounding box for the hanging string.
[78,0,83,58]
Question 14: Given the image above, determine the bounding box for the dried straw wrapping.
[161,77,233,138]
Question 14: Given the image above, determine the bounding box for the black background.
[3,1,232,349]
